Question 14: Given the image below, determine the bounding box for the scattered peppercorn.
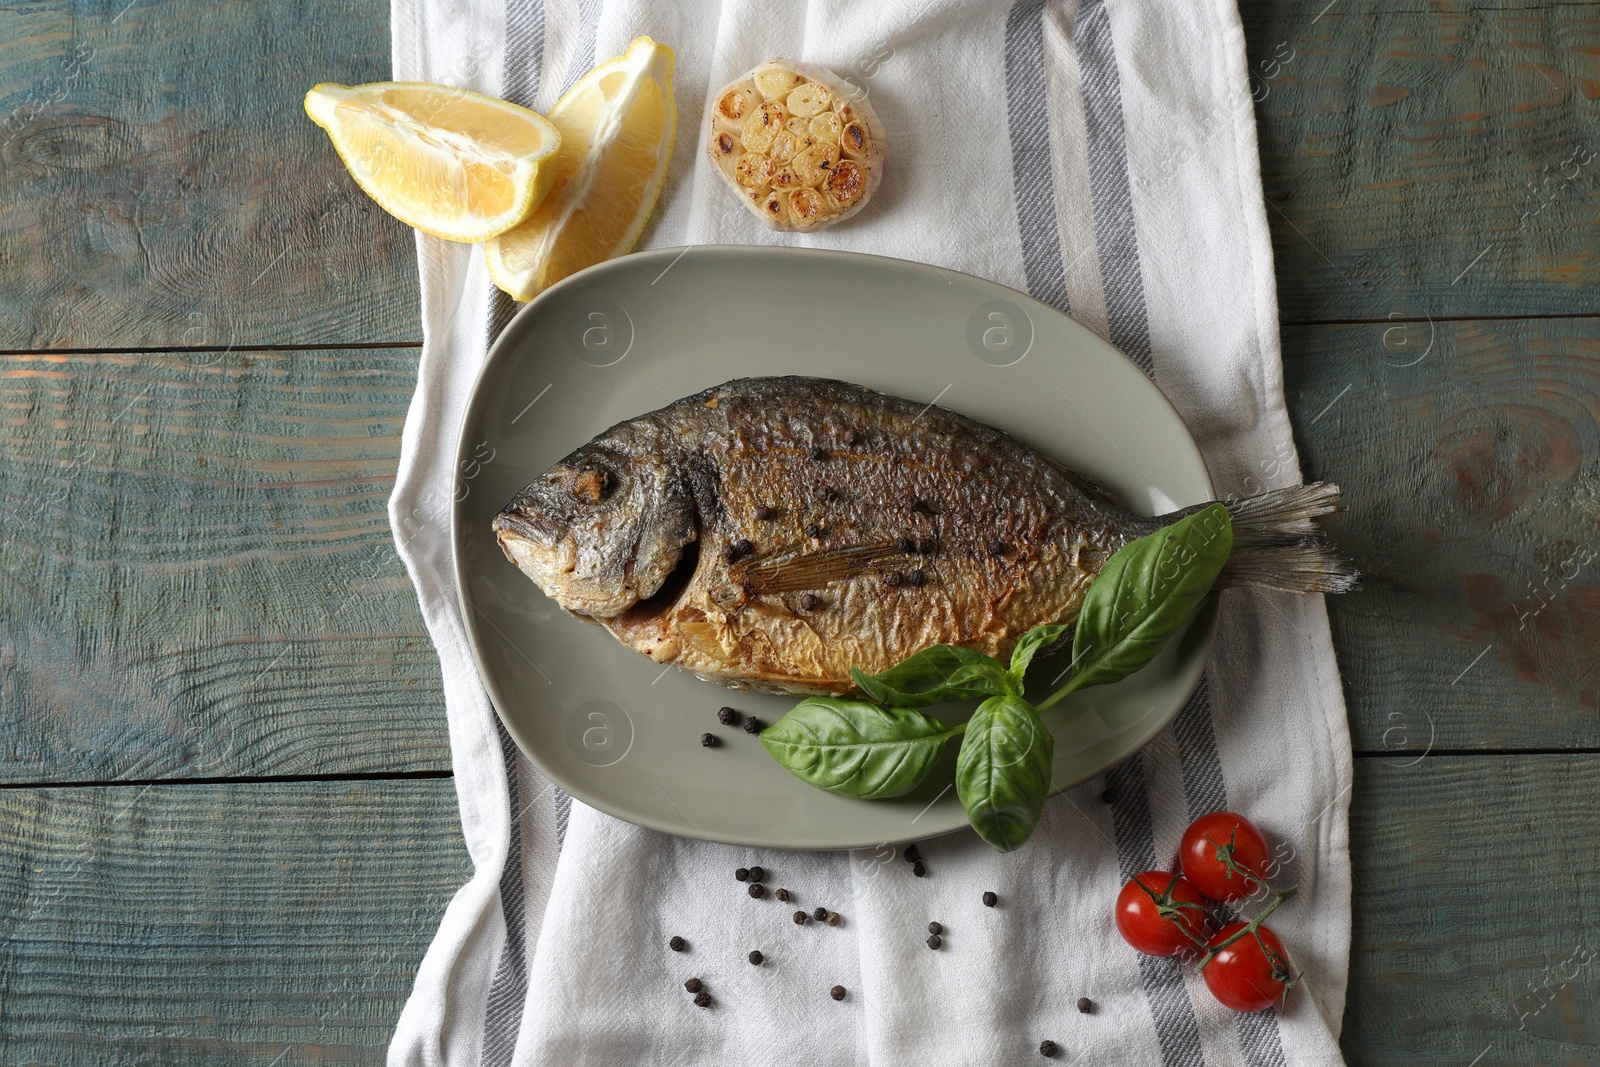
[903,844,921,863]
[684,977,702,993]
[694,991,712,1008]
[748,950,764,966]
[982,891,998,907]
[912,861,927,878]
[748,883,766,899]
[907,568,926,587]
[884,571,903,588]
[670,936,687,951]
[748,865,765,882]
[719,707,741,727]
[1102,789,1115,804]
[775,888,791,902]
[1039,1040,1059,1058]
[736,867,750,881]
[810,445,828,461]
[896,537,916,553]
[755,504,774,520]
[700,732,718,748]
[826,912,842,927]
[734,538,753,557]
[805,523,824,539]
[800,593,820,610]
[793,911,809,925]
[720,544,738,563]
[926,934,942,950]
[1077,997,1093,1014]
[813,907,828,921]
[927,921,943,935]
[841,428,860,446]
[743,716,762,734]
[830,985,847,1001]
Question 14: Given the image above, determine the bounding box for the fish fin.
[1204,482,1360,594]
[1044,457,1123,507]
[739,543,903,593]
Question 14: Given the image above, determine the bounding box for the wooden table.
[1,1,1595,1061]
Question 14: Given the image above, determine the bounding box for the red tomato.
[1202,921,1293,1011]
[1180,811,1271,902]
[1114,871,1208,957]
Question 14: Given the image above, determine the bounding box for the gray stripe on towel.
[1004,0,1072,315]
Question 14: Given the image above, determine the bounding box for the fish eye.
[570,467,616,504]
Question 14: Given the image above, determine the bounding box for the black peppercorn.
[694,991,712,1008]
[734,538,753,557]
[669,936,687,951]
[718,706,741,727]
[982,891,998,907]
[748,950,764,965]
[735,867,750,881]
[841,428,860,446]
[884,571,903,588]
[700,732,718,748]
[896,537,916,553]
[805,523,824,539]
[1102,789,1115,804]
[912,861,926,878]
[830,985,846,1001]
[684,977,702,993]
[1039,1039,1059,1058]
[825,912,842,927]
[748,865,765,882]
[755,504,774,520]
[1077,997,1093,1014]
[903,844,921,863]
[800,593,820,610]
[927,921,943,935]
[748,883,766,899]
[926,934,942,950]
[793,910,809,925]
[775,888,790,902]
[907,568,925,586]
[813,907,828,921]
[810,445,828,461]
[744,716,762,734]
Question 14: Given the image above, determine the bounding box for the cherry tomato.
[1202,921,1293,1011]
[1114,870,1208,957]
[1180,811,1271,902]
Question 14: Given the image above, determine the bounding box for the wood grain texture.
[1284,317,1600,752]
[0,347,448,783]
[0,0,421,349]
[0,779,470,1064]
[1242,0,1600,321]
[1345,755,1600,1064]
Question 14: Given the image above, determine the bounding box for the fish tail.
[1207,482,1359,594]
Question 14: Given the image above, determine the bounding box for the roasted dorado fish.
[493,377,1354,694]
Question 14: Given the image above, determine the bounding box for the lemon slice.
[486,37,676,301]
[305,81,562,243]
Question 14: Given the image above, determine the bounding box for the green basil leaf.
[1051,503,1231,702]
[851,645,1010,707]
[761,697,964,800]
[1007,622,1071,691]
[955,694,1055,853]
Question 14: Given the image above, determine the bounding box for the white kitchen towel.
[385,1,1354,1065]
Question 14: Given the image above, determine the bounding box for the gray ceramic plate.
[454,245,1215,851]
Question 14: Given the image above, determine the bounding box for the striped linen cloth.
[385,1,1354,1064]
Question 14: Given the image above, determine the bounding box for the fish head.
[493,445,698,619]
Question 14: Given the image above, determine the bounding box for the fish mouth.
[491,507,550,545]
[615,536,701,628]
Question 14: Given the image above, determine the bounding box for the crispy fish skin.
[493,376,1157,693]
[493,376,1349,694]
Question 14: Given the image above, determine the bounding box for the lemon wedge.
[486,37,676,301]
[305,81,562,243]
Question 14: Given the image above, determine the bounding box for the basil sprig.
[761,505,1232,851]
